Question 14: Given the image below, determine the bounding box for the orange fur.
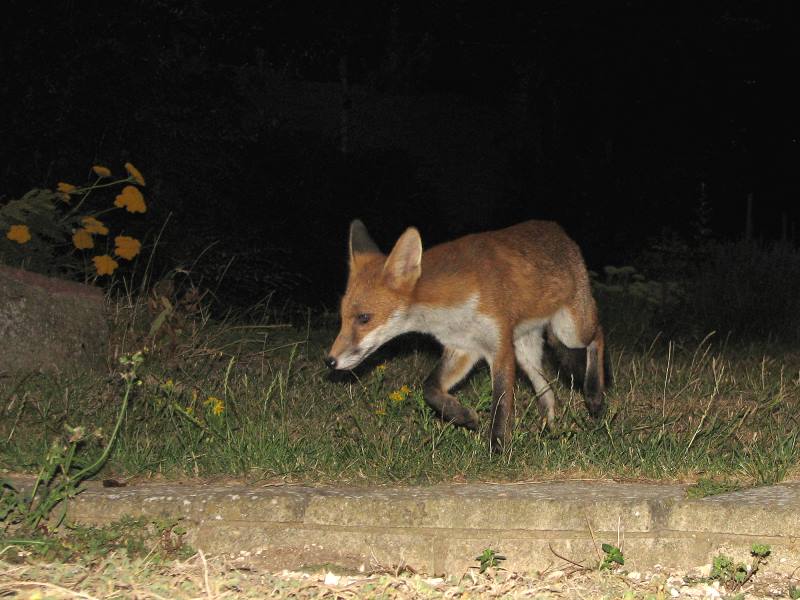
[327,220,607,451]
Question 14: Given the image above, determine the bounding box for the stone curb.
[14,478,800,575]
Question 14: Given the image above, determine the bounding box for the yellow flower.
[124,162,146,186]
[57,182,77,193]
[114,185,147,213]
[114,235,142,260]
[7,224,31,244]
[92,165,112,177]
[72,228,94,249]
[93,254,118,276]
[374,404,386,416]
[205,396,224,416]
[376,363,387,373]
[81,216,109,235]
[388,391,404,403]
[388,385,411,403]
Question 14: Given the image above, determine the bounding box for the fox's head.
[326,220,422,370]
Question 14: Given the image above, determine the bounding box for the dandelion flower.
[81,216,109,235]
[205,396,225,416]
[114,235,141,260]
[124,162,146,186]
[92,165,112,177]
[93,254,118,276]
[72,228,94,250]
[389,385,411,403]
[57,182,77,193]
[114,185,147,213]
[7,224,31,244]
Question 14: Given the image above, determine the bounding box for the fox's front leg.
[489,345,516,452]
[423,347,480,429]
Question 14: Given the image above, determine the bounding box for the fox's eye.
[356,313,371,325]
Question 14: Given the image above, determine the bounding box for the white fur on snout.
[334,309,408,370]
[335,349,367,370]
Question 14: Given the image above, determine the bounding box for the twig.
[585,514,602,564]
[199,549,212,600]
[548,543,588,571]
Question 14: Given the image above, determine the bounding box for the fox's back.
[415,221,589,323]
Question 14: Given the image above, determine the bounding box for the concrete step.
[12,477,800,575]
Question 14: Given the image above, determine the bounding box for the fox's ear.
[349,219,381,269]
[383,227,422,291]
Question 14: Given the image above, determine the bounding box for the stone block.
[0,265,108,373]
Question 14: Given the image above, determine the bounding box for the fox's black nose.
[324,356,337,369]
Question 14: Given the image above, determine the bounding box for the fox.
[325,219,609,451]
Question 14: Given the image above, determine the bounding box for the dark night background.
[2,1,799,332]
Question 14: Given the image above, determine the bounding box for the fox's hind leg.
[423,347,481,429]
[550,306,607,418]
[514,327,556,426]
[583,325,607,418]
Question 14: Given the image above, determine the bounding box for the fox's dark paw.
[585,395,606,419]
[459,407,480,430]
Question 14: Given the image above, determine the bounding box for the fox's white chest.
[406,294,499,358]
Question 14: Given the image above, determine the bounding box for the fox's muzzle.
[325,339,374,371]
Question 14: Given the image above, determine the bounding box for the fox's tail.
[545,326,612,417]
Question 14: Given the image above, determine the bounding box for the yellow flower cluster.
[56,182,77,203]
[388,385,412,403]
[205,396,225,416]
[77,234,141,275]
[5,162,149,278]
[114,235,141,260]
[82,216,109,235]
[71,216,111,251]
[114,185,147,213]
[125,162,146,186]
[7,224,31,244]
[93,255,118,276]
[72,229,94,249]
[92,165,112,177]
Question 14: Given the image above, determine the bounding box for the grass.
[2,295,799,487]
